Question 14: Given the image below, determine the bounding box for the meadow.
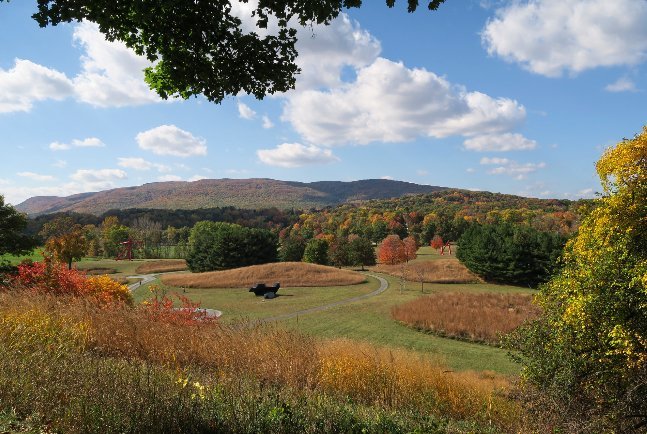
[1,246,541,432]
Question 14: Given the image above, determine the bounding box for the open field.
[162,262,366,288]
[0,250,44,265]
[374,258,480,284]
[135,259,188,274]
[392,292,541,345]
[0,290,524,432]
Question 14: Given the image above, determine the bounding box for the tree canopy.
[510,127,647,431]
[10,0,446,103]
[0,195,37,258]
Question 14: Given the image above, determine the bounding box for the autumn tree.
[40,216,88,269]
[14,1,446,104]
[377,235,406,265]
[403,236,418,262]
[510,127,647,431]
[329,236,350,268]
[430,234,444,250]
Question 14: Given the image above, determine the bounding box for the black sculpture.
[249,282,280,297]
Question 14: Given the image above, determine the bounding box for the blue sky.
[1,0,646,206]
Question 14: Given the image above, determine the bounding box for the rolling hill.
[15,178,447,216]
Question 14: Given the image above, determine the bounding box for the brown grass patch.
[392,292,541,345]
[77,267,117,275]
[135,260,188,274]
[375,259,480,284]
[161,262,366,288]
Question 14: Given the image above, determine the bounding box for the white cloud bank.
[257,143,339,168]
[284,58,526,146]
[481,157,546,180]
[136,125,207,157]
[464,133,537,152]
[482,0,647,77]
[117,157,171,172]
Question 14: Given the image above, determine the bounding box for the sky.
[1,0,646,206]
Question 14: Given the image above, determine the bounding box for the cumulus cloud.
[237,101,256,119]
[257,143,339,168]
[482,0,647,77]
[465,133,537,152]
[136,125,207,157]
[17,172,57,182]
[0,59,74,113]
[605,77,638,93]
[72,22,161,107]
[483,158,546,180]
[117,157,171,172]
[283,58,526,145]
[70,168,127,185]
[262,115,274,129]
[49,137,106,151]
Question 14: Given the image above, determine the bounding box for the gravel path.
[261,273,388,323]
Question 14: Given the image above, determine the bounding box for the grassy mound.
[135,260,188,274]
[392,292,540,345]
[162,262,366,288]
[374,259,479,284]
[76,267,117,275]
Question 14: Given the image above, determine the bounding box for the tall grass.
[374,259,480,284]
[162,262,366,288]
[392,293,540,345]
[135,260,188,274]
[0,290,525,432]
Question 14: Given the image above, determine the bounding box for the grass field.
[135,259,188,274]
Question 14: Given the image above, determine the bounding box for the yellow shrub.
[85,275,133,305]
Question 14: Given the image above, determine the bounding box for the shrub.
[302,238,329,265]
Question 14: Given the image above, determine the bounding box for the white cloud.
[417,170,429,176]
[380,175,394,180]
[52,160,67,168]
[487,160,546,180]
[49,137,106,151]
[482,0,647,77]
[136,125,207,157]
[257,143,339,168]
[605,77,638,93]
[262,115,274,129]
[188,175,209,182]
[480,157,511,165]
[0,59,74,113]
[237,101,256,119]
[466,168,476,173]
[70,168,127,184]
[17,172,57,182]
[117,157,171,172]
[72,22,162,107]
[465,133,536,152]
[73,137,105,147]
[283,58,525,146]
[157,175,183,182]
[294,14,381,91]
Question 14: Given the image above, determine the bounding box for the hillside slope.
[16,178,446,216]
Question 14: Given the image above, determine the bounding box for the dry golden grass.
[135,260,188,274]
[392,292,541,345]
[77,267,117,275]
[375,259,480,284]
[161,262,366,288]
[0,291,524,431]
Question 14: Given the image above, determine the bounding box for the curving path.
[261,273,388,323]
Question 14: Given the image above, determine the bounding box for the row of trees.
[279,235,376,270]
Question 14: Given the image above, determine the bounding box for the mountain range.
[15,178,448,216]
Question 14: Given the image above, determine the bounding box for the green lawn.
[0,249,44,265]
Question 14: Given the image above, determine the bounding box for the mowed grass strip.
[135,260,188,274]
[374,259,480,284]
[392,292,541,345]
[162,262,366,288]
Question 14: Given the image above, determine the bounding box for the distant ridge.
[15,178,447,216]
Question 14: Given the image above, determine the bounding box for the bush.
[456,223,565,287]
[302,238,329,265]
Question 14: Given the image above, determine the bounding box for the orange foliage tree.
[403,236,418,262]
[430,235,444,250]
[377,235,406,265]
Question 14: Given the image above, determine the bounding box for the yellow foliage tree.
[512,127,647,431]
